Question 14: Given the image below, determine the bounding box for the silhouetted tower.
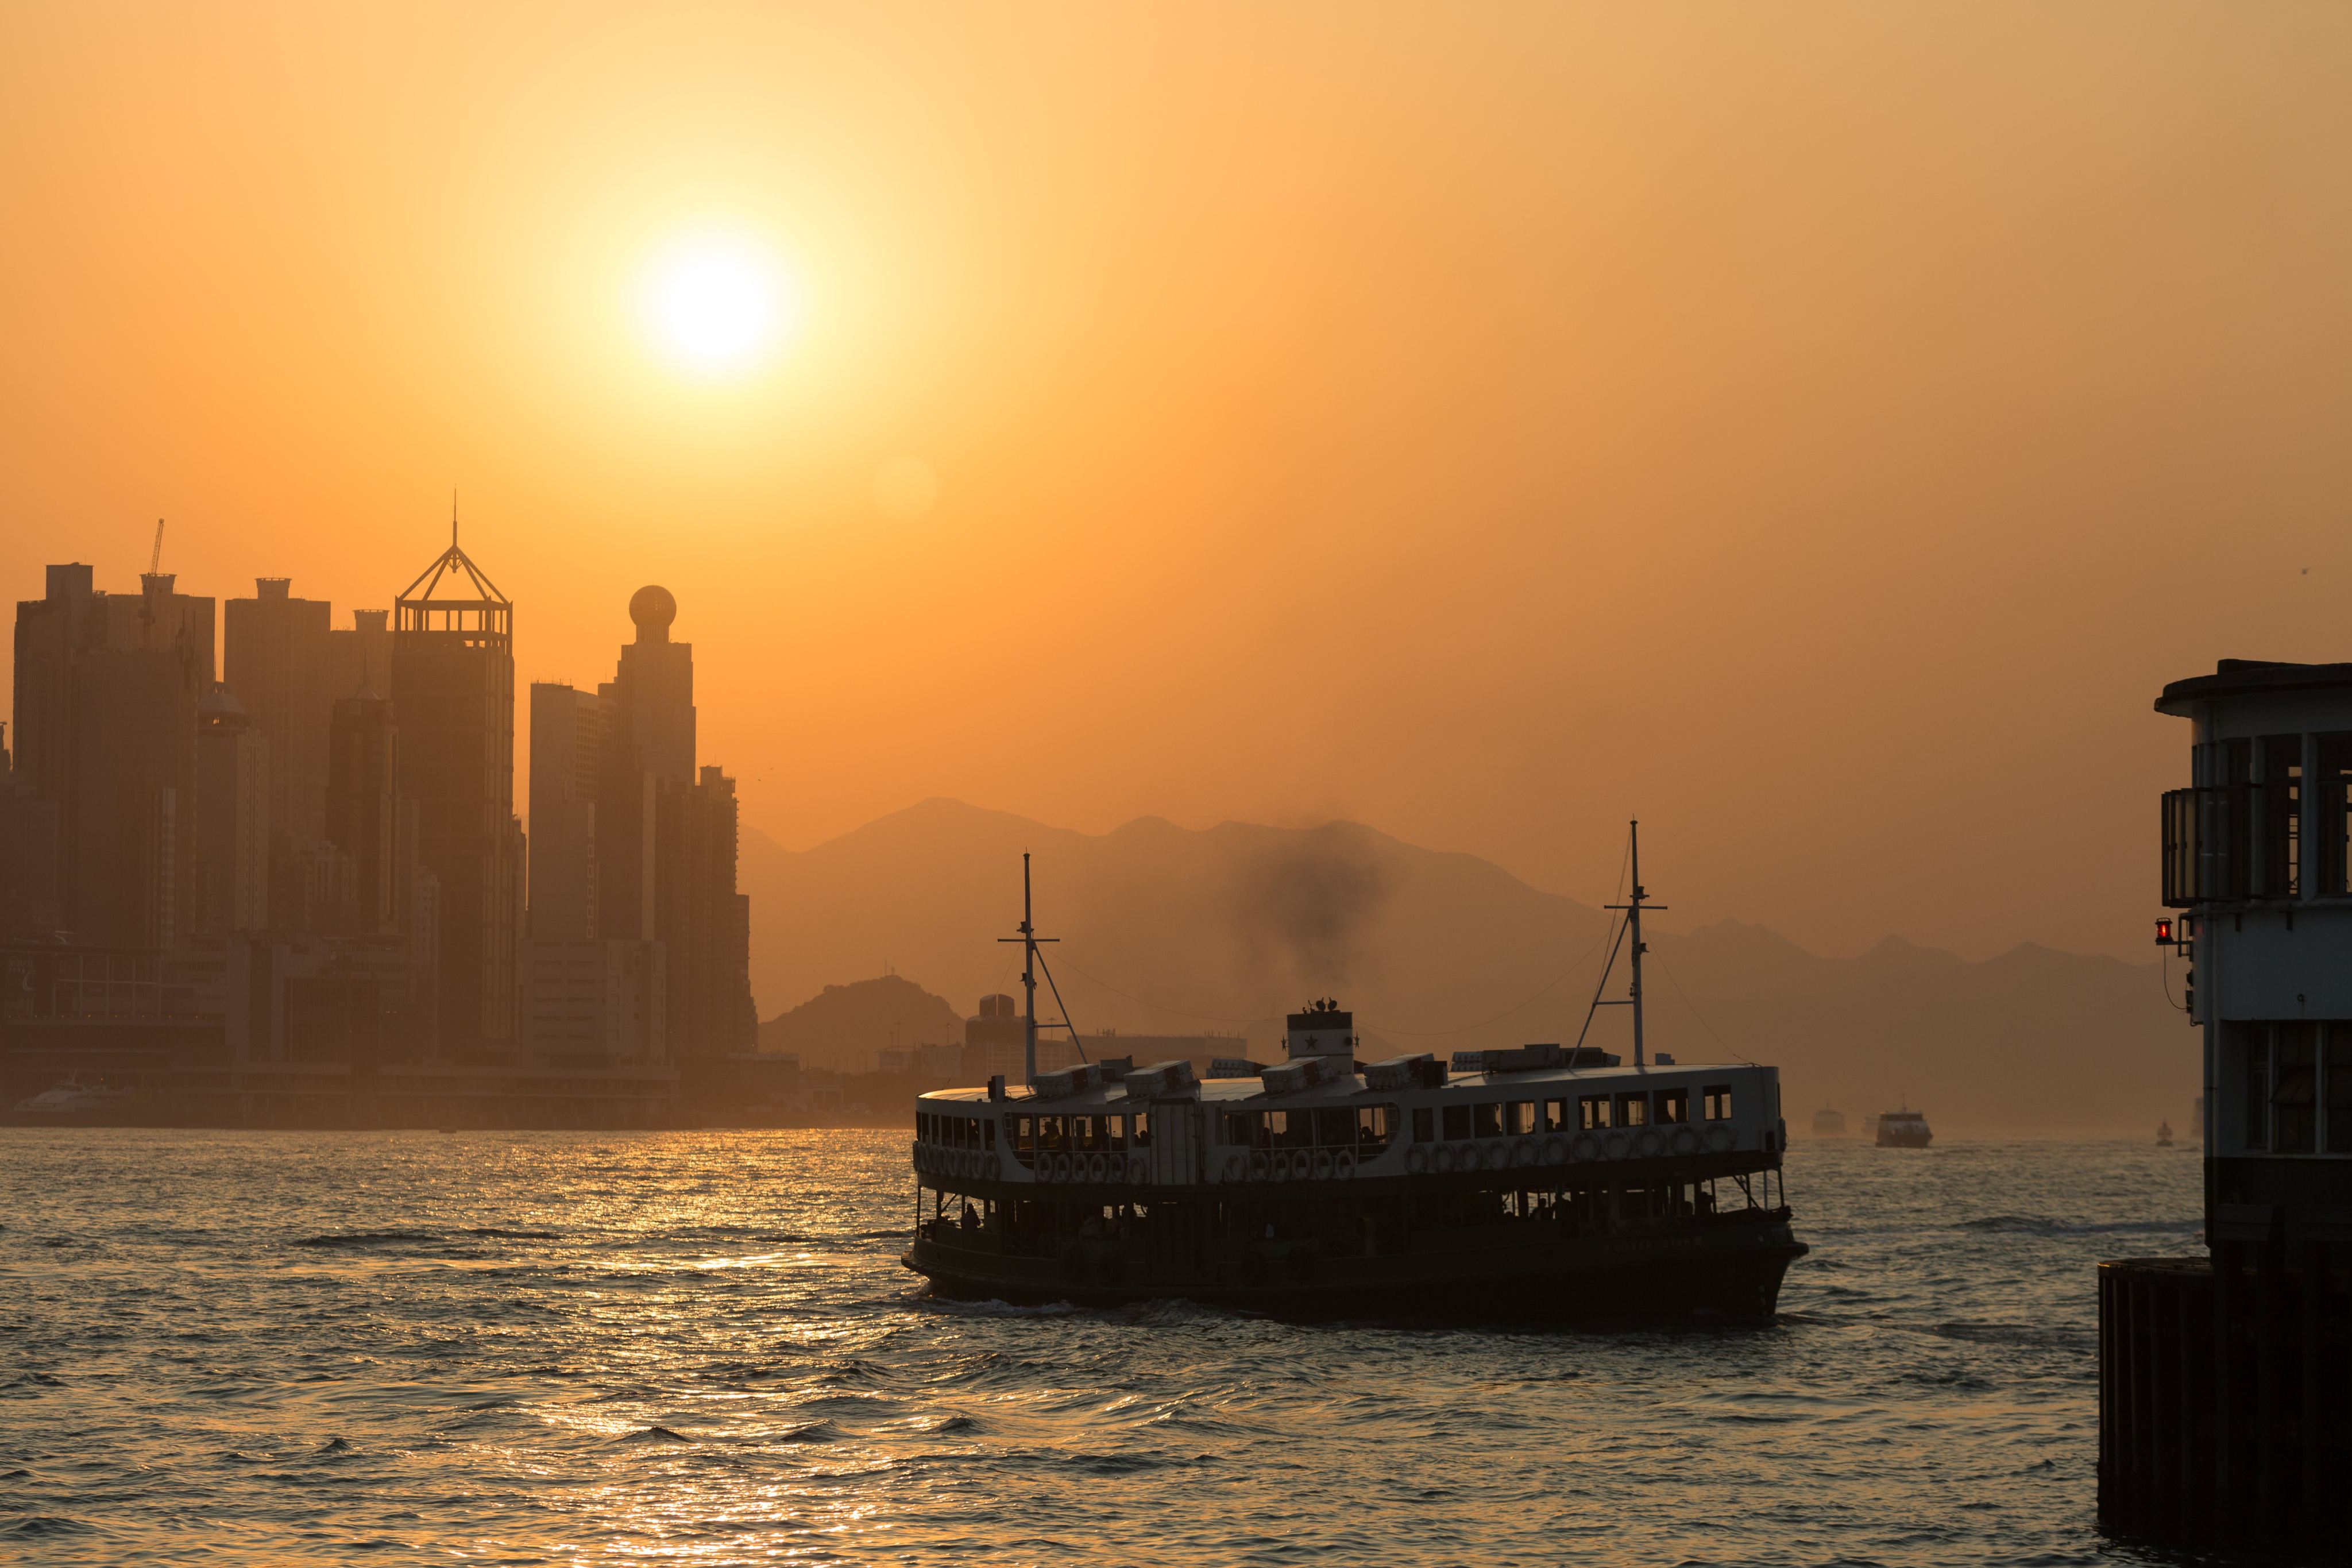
[325,683,400,935]
[223,578,335,903]
[589,586,753,1056]
[12,562,214,947]
[192,683,270,937]
[391,532,521,1053]
[527,681,608,942]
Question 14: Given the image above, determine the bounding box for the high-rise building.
[223,579,336,892]
[325,685,399,934]
[0,721,61,937]
[527,681,607,943]
[522,586,754,1061]
[12,564,214,947]
[328,608,393,700]
[192,684,269,937]
[390,535,521,1054]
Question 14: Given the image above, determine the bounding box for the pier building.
[2102,657,2352,1546]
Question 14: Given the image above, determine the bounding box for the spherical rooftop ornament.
[629,585,677,641]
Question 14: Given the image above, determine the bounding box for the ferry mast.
[1601,820,1667,1068]
[998,853,1056,1087]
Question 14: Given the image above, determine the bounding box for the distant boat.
[1876,1108,1932,1149]
[13,1077,133,1116]
[2157,1121,2174,1148]
[1812,1107,1848,1137]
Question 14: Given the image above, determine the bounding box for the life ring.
[1051,1152,1072,1182]
[1636,1129,1663,1159]
[1249,1150,1272,1181]
[1669,1126,1700,1156]
[1088,1153,1109,1183]
[1571,1133,1599,1163]
[1314,1150,1334,1180]
[1466,1144,1490,1173]
[1129,1156,1147,1183]
[913,1147,929,1175]
[1294,1150,1315,1181]
[1434,1145,1457,1175]
[1604,1130,1630,1161]
[1706,1126,1735,1154]
[1334,1150,1355,1180]
[986,1154,1002,1180]
[1223,1154,1243,1182]
[1511,1139,1537,1169]
[1542,1136,1567,1167]
[1405,1146,1429,1175]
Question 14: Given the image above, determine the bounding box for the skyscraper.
[585,586,754,1057]
[13,563,214,947]
[325,685,399,935]
[526,681,607,943]
[223,578,335,891]
[390,534,520,1053]
[192,683,269,937]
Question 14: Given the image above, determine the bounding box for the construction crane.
[148,518,165,577]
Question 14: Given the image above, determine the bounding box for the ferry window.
[1011,1115,1034,1153]
[1443,1104,1472,1140]
[1358,1105,1397,1148]
[1412,1107,1434,1142]
[2275,1023,2318,1153]
[1544,1098,1568,1134]
[1316,1108,1353,1146]
[1107,1115,1128,1152]
[1473,1103,1503,1138]
[1039,1115,1067,1152]
[1134,1112,1152,1148]
[984,1119,998,1151]
[1616,1092,1650,1128]
[1076,1115,1103,1152]
[916,1112,930,1141]
[1702,1085,1732,1120]
[1220,1111,1261,1147]
[1506,1102,1536,1136]
[1274,1110,1314,1149]
[1578,1095,1611,1130]
[1656,1090,1689,1126]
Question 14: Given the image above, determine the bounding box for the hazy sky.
[5,3,2349,964]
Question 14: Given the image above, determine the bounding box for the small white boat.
[13,1077,135,1115]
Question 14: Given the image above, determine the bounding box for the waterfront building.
[526,681,608,943]
[2102,658,2352,1547]
[223,579,335,901]
[0,722,61,937]
[520,587,753,1061]
[325,685,400,935]
[191,685,269,937]
[390,535,522,1054]
[12,564,213,948]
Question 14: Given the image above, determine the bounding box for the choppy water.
[1,1131,2208,1565]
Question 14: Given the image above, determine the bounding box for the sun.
[643,237,797,372]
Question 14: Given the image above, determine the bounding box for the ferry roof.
[920,1059,1767,1111]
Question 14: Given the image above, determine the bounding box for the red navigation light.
[2154,918,2173,946]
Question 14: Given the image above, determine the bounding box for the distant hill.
[740,799,2195,1133]
[757,974,966,1075]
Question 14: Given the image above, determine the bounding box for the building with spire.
[390,531,522,1055]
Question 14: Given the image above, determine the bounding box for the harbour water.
[3,1130,2202,1565]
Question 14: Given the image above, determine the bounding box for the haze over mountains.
[740,799,2193,1134]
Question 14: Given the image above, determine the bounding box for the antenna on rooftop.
[149,519,165,576]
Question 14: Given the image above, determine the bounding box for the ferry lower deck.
[905,1144,1804,1320]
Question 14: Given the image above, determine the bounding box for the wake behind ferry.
[904,826,1807,1320]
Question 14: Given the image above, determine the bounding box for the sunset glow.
[644,238,794,372]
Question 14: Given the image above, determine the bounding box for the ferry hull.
[906,1215,1805,1323]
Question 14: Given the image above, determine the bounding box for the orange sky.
[5,3,2350,965]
